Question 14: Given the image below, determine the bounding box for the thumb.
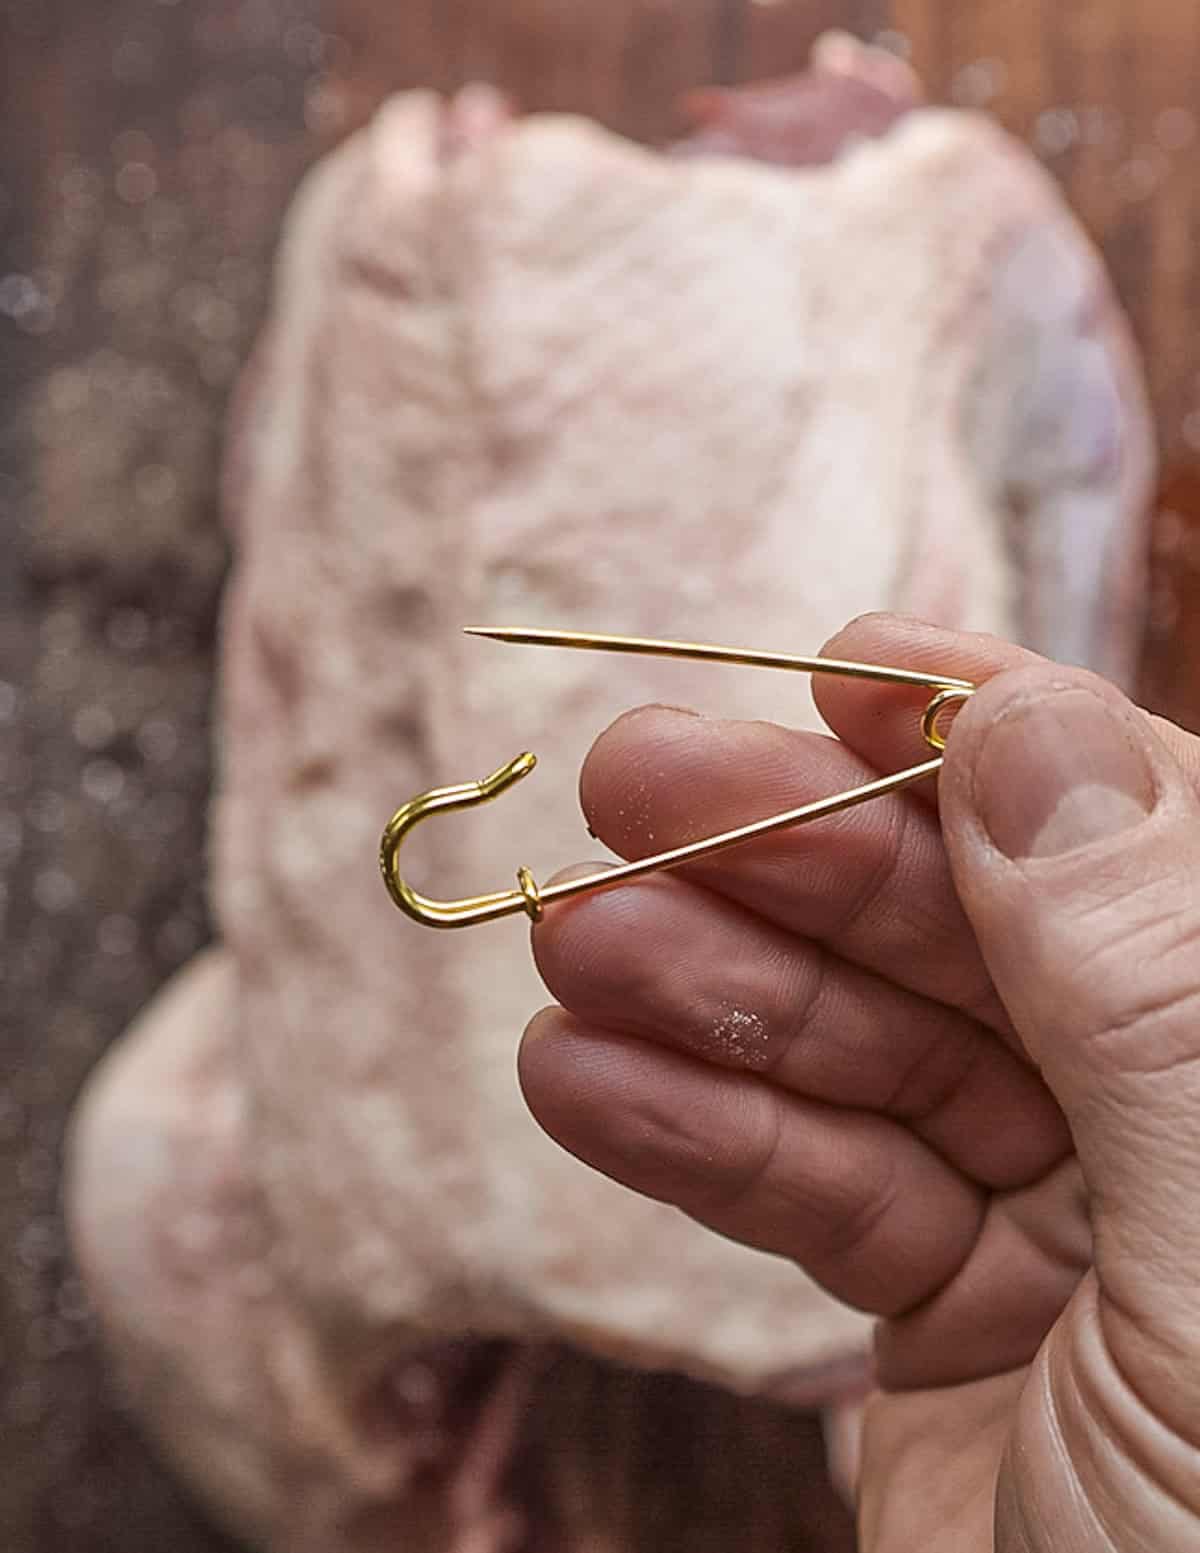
[939,664,1200,1439]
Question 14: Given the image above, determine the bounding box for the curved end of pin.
[480,752,537,795]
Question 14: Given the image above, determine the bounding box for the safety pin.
[379,628,975,929]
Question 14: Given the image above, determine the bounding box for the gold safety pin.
[379,629,975,929]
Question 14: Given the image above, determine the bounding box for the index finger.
[812,615,1046,807]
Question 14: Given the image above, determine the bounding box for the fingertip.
[522,1004,569,1047]
[579,703,705,826]
[519,1010,635,1113]
[517,1016,669,1179]
[819,611,937,660]
[579,704,737,866]
[812,618,1048,791]
[517,1007,576,1114]
[530,871,667,1016]
[586,703,705,758]
[539,862,617,892]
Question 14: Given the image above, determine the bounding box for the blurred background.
[3,2,1200,1549]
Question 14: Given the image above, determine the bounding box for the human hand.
[518,614,1200,1550]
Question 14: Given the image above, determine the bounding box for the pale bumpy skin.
[66,39,1153,1553]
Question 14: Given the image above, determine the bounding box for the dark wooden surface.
[4,3,1200,1550]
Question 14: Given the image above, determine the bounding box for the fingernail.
[975,688,1156,860]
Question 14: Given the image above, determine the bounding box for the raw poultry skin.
[66,37,1152,1553]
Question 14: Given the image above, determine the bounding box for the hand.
[517,614,1200,1551]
